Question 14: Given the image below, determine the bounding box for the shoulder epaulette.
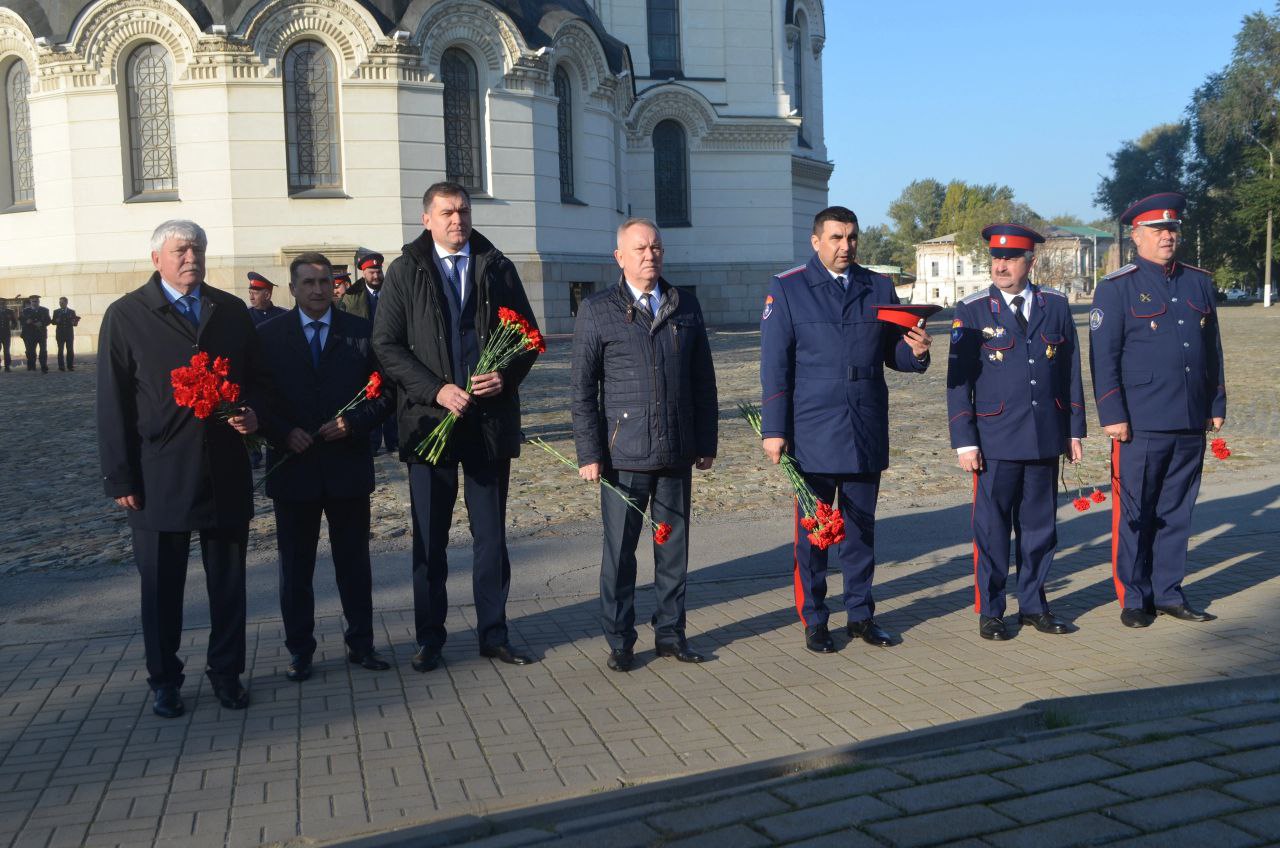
[1177,261,1212,275]
[1039,286,1067,298]
[1103,263,1137,281]
[959,290,988,305]
[776,265,806,279]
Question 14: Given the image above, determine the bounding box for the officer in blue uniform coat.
[760,206,932,653]
[948,224,1086,641]
[247,272,287,326]
[1089,192,1225,628]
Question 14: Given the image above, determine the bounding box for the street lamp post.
[1246,130,1274,308]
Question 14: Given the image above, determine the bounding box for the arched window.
[554,66,575,202]
[283,40,341,194]
[652,119,689,227]
[647,0,682,77]
[3,60,33,208]
[442,47,482,191]
[125,44,177,197]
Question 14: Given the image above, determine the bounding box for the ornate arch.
[413,0,527,79]
[787,0,826,40]
[241,0,382,75]
[0,8,38,74]
[68,0,201,83]
[627,83,717,146]
[549,19,611,101]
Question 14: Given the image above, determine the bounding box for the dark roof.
[0,0,627,71]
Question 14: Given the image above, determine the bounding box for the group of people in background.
[0,293,78,372]
[95,186,1225,723]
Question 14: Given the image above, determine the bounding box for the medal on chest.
[1045,344,1056,360]
[1150,320,1158,331]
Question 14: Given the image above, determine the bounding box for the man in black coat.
[51,296,79,371]
[372,181,540,673]
[256,252,394,682]
[570,218,719,672]
[20,294,50,372]
[97,219,267,718]
[0,301,15,372]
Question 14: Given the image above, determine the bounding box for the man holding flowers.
[570,218,718,672]
[759,206,931,654]
[97,220,267,718]
[372,182,541,673]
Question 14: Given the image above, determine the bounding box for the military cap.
[1120,192,1185,228]
[875,303,942,330]
[247,271,275,290]
[981,223,1045,259]
[354,247,384,271]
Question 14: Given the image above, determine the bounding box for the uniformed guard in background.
[20,294,50,372]
[341,248,398,453]
[948,224,1085,641]
[0,299,16,372]
[759,205,932,654]
[50,296,79,371]
[332,268,352,303]
[1090,192,1225,628]
[247,272,287,326]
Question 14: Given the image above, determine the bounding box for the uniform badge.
[993,350,1004,362]
[988,352,997,362]
[1045,344,1056,360]
[761,295,773,321]
[951,318,963,343]
[1150,320,1158,331]
[1139,292,1152,303]
[994,327,1006,338]
[1089,308,1103,331]
[982,326,996,339]
[1200,316,1208,329]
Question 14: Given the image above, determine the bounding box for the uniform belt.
[847,366,880,380]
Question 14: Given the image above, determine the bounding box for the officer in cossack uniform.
[247,272,287,326]
[1089,192,1225,628]
[948,224,1085,641]
[759,205,932,654]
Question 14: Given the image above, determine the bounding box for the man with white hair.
[97,219,268,718]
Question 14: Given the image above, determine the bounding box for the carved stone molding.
[785,24,799,48]
[791,154,834,185]
[550,20,613,101]
[242,0,383,75]
[0,9,38,71]
[69,0,202,85]
[700,119,802,152]
[810,34,825,57]
[626,84,717,146]
[417,0,527,79]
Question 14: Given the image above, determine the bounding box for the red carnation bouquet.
[526,436,672,545]
[1210,437,1231,460]
[170,352,264,450]
[253,372,385,490]
[415,307,545,464]
[1060,457,1106,512]
[739,403,845,549]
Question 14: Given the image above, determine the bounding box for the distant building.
[909,234,989,307]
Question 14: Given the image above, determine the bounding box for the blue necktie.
[367,290,378,323]
[444,256,462,302]
[308,320,323,368]
[178,295,199,328]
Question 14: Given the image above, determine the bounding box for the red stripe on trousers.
[971,470,980,613]
[1111,438,1125,606]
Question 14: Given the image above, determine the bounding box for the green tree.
[1048,213,1085,227]
[856,223,895,266]
[886,178,946,268]
[1094,122,1190,218]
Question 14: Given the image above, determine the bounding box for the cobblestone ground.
[0,304,1274,574]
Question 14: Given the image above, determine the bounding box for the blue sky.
[825,2,1269,228]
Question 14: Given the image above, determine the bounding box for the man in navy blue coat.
[256,252,395,682]
[1089,192,1225,628]
[948,224,1086,641]
[759,206,932,653]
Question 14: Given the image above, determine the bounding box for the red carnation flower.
[219,380,241,403]
[1073,497,1091,512]
[654,522,673,545]
[212,356,231,378]
[365,372,383,400]
[800,516,817,531]
[1090,490,1106,503]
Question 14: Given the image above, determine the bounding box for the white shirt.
[624,280,662,316]
[300,306,332,350]
[434,241,473,303]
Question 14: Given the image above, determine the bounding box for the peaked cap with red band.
[354,247,384,271]
[981,223,1045,259]
[247,271,275,289]
[875,303,942,330]
[1120,191,1185,229]
[332,269,352,285]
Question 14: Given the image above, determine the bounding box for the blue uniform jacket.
[946,284,1086,461]
[1089,257,1226,430]
[760,255,928,474]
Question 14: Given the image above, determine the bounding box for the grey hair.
[616,217,661,246]
[150,219,207,253]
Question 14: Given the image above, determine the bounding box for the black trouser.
[599,466,692,651]
[369,417,398,454]
[273,496,375,657]
[131,524,248,690]
[0,335,10,369]
[408,455,512,651]
[56,333,73,369]
[22,332,45,370]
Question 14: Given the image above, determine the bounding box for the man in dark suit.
[0,301,16,372]
[759,206,932,653]
[256,252,394,682]
[51,296,79,371]
[373,181,540,673]
[20,294,50,372]
[97,219,267,718]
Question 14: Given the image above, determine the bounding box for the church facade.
[0,0,830,345]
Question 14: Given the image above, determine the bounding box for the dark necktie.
[1011,295,1028,332]
[308,320,323,368]
[444,256,462,302]
[836,274,847,292]
[367,290,378,322]
[636,292,654,328]
[177,295,199,329]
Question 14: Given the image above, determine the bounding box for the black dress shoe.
[1018,611,1073,634]
[606,648,634,672]
[1156,603,1216,622]
[847,618,895,647]
[347,648,391,671]
[208,676,249,710]
[286,654,312,682]
[412,644,441,673]
[1120,607,1156,628]
[480,643,533,665]
[805,624,836,653]
[656,641,706,663]
[979,615,1011,641]
[152,686,185,718]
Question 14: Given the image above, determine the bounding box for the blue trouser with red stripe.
[793,471,880,627]
[1111,430,1204,610]
[972,458,1058,618]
